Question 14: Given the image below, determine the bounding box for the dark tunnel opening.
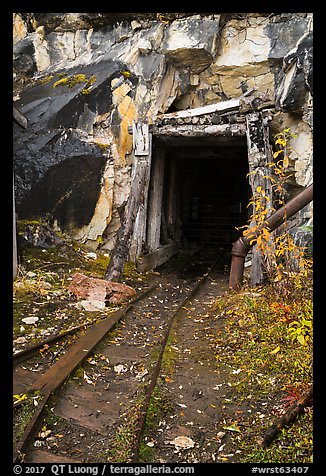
[147,135,250,259]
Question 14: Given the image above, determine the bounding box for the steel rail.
[13,321,97,366]
[13,284,157,462]
[131,250,224,462]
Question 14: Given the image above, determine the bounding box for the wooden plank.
[166,159,177,239]
[151,123,246,137]
[133,121,149,155]
[136,243,178,272]
[146,149,165,252]
[157,98,240,120]
[129,135,152,261]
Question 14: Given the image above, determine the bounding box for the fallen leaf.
[136,369,148,379]
[39,430,51,439]
[77,300,106,312]
[223,424,241,433]
[13,393,27,403]
[270,346,281,354]
[83,372,95,385]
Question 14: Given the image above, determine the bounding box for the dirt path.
[138,268,239,463]
[14,248,237,463]
[13,244,314,465]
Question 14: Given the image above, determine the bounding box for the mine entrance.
[146,135,250,258]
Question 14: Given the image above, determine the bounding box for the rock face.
[22,224,64,248]
[160,16,220,73]
[275,30,313,113]
[13,13,313,254]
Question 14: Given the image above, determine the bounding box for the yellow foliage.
[241,128,312,298]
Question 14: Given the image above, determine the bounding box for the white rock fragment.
[168,436,195,449]
[77,300,106,311]
[14,336,27,344]
[85,252,97,259]
[22,316,39,325]
[114,364,128,374]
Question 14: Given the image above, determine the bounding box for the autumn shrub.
[242,128,312,299]
[241,128,313,348]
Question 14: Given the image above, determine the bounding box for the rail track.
[13,248,229,463]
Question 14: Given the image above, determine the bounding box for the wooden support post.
[166,158,177,239]
[147,149,165,252]
[105,122,153,281]
[129,135,152,261]
[246,112,273,286]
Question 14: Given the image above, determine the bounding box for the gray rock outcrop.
[13,12,313,253]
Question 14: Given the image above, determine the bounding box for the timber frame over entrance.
[130,93,275,285]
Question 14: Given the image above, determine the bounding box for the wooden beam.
[129,135,153,261]
[157,98,240,120]
[146,149,165,252]
[151,123,246,137]
[105,152,152,281]
[136,243,178,272]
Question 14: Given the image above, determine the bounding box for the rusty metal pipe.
[229,183,313,290]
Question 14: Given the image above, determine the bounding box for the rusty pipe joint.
[231,236,251,258]
[229,183,313,290]
[229,237,251,290]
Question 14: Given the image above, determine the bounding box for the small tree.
[241,128,312,299]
